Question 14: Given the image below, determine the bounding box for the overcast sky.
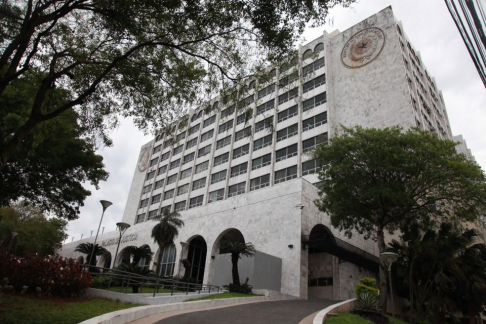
[64,0,486,243]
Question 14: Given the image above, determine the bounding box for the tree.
[116,263,155,293]
[0,71,108,219]
[74,242,108,268]
[0,0,355,170]
[151,209,184,275]
[0,202,68,256]
[219,240,256,287]
[121,245,154,266]
[313,126,486,310]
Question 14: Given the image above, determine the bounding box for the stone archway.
[154,244,177,277]
[184,236,207,283]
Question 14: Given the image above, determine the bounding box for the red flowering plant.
[0,248,92,297]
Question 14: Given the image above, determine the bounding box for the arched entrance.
[218,229,245,254]
[155,244,177,277]
[184,236,207,283]
[98,252,112,269]
[136,244,152,269]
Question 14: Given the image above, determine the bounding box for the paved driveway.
[155,299,338,324]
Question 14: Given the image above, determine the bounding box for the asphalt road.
[155,299,338,324]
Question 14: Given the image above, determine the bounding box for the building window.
[154,180,164,190]
[258,83,275,99]
[155,133,163,142]
[176,131,186,142]
[250,174,270,191]
[303,75,326,93]
[177,184,189,196]
[156,244,176,277]
[238,94,254,109]
[218,119,233,134]
[257,99,275,115]
[252,154,271,170]
[186,138,198,150]
[174,201,186,212]
[153,145,162,154]
[136,213,145,224]
[303,92,326,112]
[192,177,206,191]
[139,198,149,209]
[167,174,177,185]
[173,144,183,155]
[142,184,153,194]
[164,189,174,200]
[146,171,156,180]
[149,157,159,167]
[276,144,298,162]
[276,124,298,142]
[275,165,298,184]
[170,159,180,170]
[303,133,328,152]
[163,140,172,149]
[151,194,161,205]
[235,127,251,142]
[279,71,298,87]
[228,182,246,197]
[302,48,313,60]
[216,135,232,150]
[203,115,216,128]
[303,57,325,77]
[200,129,214,142]
[236,113,247,125]
[308,277,333,287]
[221,105,235,118]
[188,124,200,136]
[302,160,320,176]
[158,165,167,175]
[189,195,204,209]
[208,188,224,203]
[195,161,209,174]
[191,110,203,122]
[255,117,273,133]
[183,152,195,165]
[198,144,211,157]
[231,162,248,178]
[303,112,327,132]
[161,151,170,161]
[253,134,273,151]
[314,43,324,52]
[148,209,158,220]
[278,105,298,123]
[214,152,229,166]
[211,170,227,184]
[180,168,192,179]
[278,88,298,105]
[233,144,249,159]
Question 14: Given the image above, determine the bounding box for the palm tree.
[74,243,109,268]
[219,240,256,286]
[117,263,155,293]
[121,245,154,266]
[151,209,184,275]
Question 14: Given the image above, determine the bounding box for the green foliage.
[219,241,256,286]
[224,279,253,294]
[90,276,111,289]
[120,245,154,266]
[151,209,184,254]
[0,202,68,256]
[359,277,376,287]
[355,292,381,313]
[355,277,378,297]
[74,243,109,268]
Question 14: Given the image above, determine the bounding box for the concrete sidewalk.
[140,299,337,324]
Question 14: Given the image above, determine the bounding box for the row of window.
[139,159,322,215]
[141,157,321,209]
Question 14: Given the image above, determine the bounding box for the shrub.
[90,276,111,288]
[0,248,92,297]
[355,277,379,297]
[224,278,252,294]
[355,291,381,313]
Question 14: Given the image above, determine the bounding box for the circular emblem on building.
[341,27,385,68]
[137,146,152,172]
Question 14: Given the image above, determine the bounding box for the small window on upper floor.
[314,43,324,52]
[303,49,313,60]
[249,80,256,89]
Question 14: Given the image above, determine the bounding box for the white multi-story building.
[60,7,472,300]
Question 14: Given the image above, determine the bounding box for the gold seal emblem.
[137,146,152,172]
[341,27,385,68]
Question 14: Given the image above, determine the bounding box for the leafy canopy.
[151,209,184,249]
[0,0,355,170]
[314,126,486,241]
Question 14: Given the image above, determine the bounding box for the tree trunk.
[231,253,240,286]
[377,227,388,312]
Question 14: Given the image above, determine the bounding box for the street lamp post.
[88,200,112,268]
[111,222,131,269]
[381,252,399,324]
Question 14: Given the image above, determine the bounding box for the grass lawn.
[0,294,142,324]
[184,292,260,302]
[98,286,190,294]
[326,312,408,324]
